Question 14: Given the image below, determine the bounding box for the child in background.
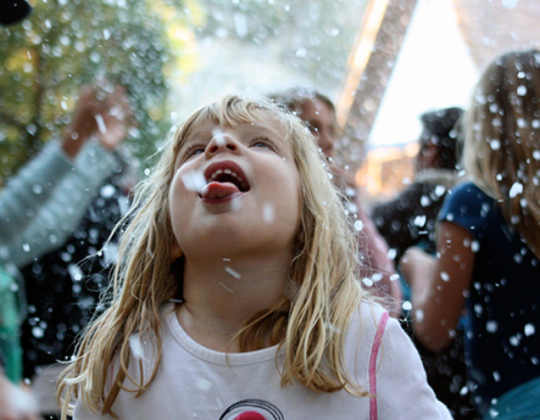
[58,96,450,419]
[402,50,540,419]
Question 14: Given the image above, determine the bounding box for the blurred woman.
[402,50,540,419]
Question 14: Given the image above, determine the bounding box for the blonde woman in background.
[402,50,540,420]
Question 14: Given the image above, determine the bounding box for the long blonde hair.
[463,49,540,260]
[57,96,366,418]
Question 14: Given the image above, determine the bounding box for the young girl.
[58,96,450,419]
[402,50,540,419]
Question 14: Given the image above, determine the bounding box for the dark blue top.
[439,182,540,415]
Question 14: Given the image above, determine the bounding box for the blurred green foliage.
[0,0,188,177]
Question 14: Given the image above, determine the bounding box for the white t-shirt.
[74,302,451,420]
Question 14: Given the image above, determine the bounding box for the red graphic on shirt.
[219,399,284,420]
[234,412,266,420]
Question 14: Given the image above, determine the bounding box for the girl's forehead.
[184,113,288,142]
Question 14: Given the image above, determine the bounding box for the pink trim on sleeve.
[369,311,390,420]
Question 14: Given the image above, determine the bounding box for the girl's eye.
[184,144,206,159]
[251,137,274,150]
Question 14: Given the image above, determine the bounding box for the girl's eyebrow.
[179,130,210,151]
[244,124,285,142]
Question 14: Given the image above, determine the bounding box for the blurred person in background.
[271,87,402,316]
[20,148,136,419]
[371,107,478,419]
[0,85,130,420]
[402,49,540,420]
[371,107,464,263]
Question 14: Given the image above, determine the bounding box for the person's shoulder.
[440,181,496,224]
[446,181,494,204]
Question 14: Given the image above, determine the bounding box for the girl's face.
[169,115,301,260]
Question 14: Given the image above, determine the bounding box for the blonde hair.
[57,96,366,418]
[463,49,540,260]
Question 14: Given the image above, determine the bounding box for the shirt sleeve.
[0,141,73,245]
[438,182,493,239]
[6,141,119,268]
[375,315,453,419]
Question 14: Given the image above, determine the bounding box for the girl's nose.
[205,134,240,158]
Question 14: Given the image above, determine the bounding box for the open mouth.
[207,168,250,192]
[200,160,251,201]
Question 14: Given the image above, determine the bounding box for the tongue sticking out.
[201,181,240,199]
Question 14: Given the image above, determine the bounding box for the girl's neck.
[176,252,290,352]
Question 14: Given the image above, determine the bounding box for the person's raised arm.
[0,86,127,246]
[400,221,475,351]
[6,86,131,267]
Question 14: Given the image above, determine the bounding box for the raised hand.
[62,85,132,158]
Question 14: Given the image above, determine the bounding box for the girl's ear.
[170,237,184,262]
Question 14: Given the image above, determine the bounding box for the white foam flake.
[68,264,83,281]
[219,282,235,294]
[402,301,412,311]
[509,335,521,346]
[435,185,446,196]
[354,220,363,231]
[181,170,206,193]
[262,203,274,223]
[362,278,373,287]
[129,335,146,360]
[414,215,426,227]
[100,184,115,198]
[490,139,501,151]
[486,320,498,333]
[324,322,341,334]
[211,128,226,146]
[415,308,424,322]
[195,377,213,392]
[94,114,107,134]
[230,197,242,212]
[524,323,535,336]
[509,182,523,198]
[224,266,241,279]
[440,271,450,282]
